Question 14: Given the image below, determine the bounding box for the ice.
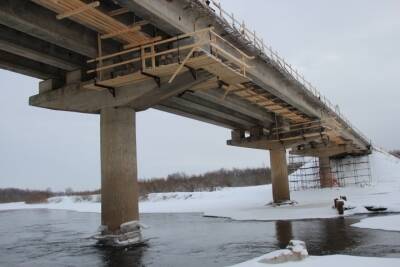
[352,214,400,231]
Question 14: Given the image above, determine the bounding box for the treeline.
[0,164,301,203]
[0,188,54,204]
[139,167,270,196]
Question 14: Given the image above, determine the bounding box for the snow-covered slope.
[1,149,400,222]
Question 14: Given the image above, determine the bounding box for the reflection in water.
[293,217,365,255]
[275,220,293,248]
[97,244,147,267]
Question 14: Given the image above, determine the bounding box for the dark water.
[0,210,399,267]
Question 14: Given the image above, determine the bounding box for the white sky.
[0,0,399,191]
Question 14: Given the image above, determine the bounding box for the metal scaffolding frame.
[288,153,372,191]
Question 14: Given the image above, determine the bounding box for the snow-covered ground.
[229,239,400,267]
[352,214,400,231]
[1,148,400,223]
[230,254,400,267]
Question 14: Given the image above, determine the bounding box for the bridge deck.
[2,0,370,157]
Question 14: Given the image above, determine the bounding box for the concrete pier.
[319,156,333,188]
[270,147,290,203]
[100,107,139,232]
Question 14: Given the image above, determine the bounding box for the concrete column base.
[319,156,333,188]
[270,147,290,203]
[100,107,140,240]
[95,221,145,247]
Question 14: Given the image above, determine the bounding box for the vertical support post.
[151,45,156,70]
[319,156,333,188]
[269,147,290,203]
[97,33,103,81]
[100,107,139,232]
[141,46,146,70]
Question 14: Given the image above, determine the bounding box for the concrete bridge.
[0,0,371,244]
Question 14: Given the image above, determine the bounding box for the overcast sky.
[0,0,399,191]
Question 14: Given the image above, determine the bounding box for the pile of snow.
[230,254,400,267]
[352,214,400,231]
[1,148,400,222]
[256,240,308,264]
[230,239,400,267]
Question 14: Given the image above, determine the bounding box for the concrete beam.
[0,0,115,58]
[179,93,263,127]
[290,143,365,157]
[0,25,85,71]
[30,78,155,113]
[155,104,241,129]
[196,88,274,125]
[29,71,211,113]
[128,71,214,111]
[227,134,324,151]
[101,107,139,232]
[0,50,65,80]
[161,96,251,129]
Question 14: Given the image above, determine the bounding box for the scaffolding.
[288,153,372,191]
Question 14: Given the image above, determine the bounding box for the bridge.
[0,0,371,245]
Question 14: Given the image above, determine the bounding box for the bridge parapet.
[197,0,371,147]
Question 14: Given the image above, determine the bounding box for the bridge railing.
[198,0,370,144]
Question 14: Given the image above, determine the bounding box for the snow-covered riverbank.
[1,149,400,223]
[230,254,400,267]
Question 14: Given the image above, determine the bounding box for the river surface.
[0,210,399,266]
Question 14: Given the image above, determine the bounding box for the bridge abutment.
[269,147,290,203]
[100,107,140,237]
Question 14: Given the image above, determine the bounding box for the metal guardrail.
[198,0,370,144]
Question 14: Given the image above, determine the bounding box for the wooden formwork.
[32,0,155,46]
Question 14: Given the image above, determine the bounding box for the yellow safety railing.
[87,27,253,84]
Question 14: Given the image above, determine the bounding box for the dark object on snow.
[334,198,339,208]
[365,206,387,212]
[337,200,344,215]
[340,196,347,201]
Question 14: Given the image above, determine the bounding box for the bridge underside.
[0,0,371,243]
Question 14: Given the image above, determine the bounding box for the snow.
[1,148,400,222]
[229,239,400,267]
[229,254,400,267]
[352,215,400,231]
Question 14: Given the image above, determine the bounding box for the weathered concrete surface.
[101,107,138,232]
[118,0,369,151]
[319,156,333,188]
[270,147,290,203]
[29,71,212,113]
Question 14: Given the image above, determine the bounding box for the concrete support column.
[319,156,333,188]
[100,107,139,232]
[269,147,290,203]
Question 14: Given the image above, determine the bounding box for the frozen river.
[0,210,399,266]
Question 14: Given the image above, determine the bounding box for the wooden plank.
[123,36,162,49]
[100,25,141,40]
[56,1,99,20]
[33,0,153,46]
[168,47,196,83]
[108,7,130,17]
